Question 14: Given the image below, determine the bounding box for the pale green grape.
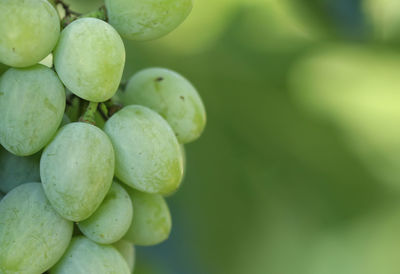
[41,122,115,221]
[0,65,66,156]
[78,182,133,244]
[124,189,172,246]
[114,240,136,273]
[105,0,193,41]
[54,18,125,102]
[121,68,206,143]
[104,105,183,195]
[0,146,40,193]
[50,236,131,274]
[0,183,73,274]
[0,0,60,67]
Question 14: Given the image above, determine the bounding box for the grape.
[50,236,131,274]
[78,182,133,244]
[0,183,73,274]
[41,122,115,221]
[0,0,60,67]
[105,0,193,41]
[123,189,172,246]
[54,18,125,102]
[114,240,136,273]
[104,105,183,195]
[0,146,41,193]
[0,65,66,156]
[121,68,206,143]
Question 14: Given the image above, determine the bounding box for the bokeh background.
[67,0,400,273]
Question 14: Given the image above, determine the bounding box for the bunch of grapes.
[0,0,206,273]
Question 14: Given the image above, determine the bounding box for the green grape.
[54,18,125,102]
[41,122,115,221]
[0,65,66,156]
[121,68,206,143]
[123,189,172,246]
[104,105,183,195]
[78,182,133,244]
[0,183,73,274]
[50,236,131,274]
[0,0,60,67]
[0,146,41,193]
[105,0,193,41]
[114,240,136,273]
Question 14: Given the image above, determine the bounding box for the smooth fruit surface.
[104,105,183,194]
[114,240,136,272]
[50,236,131,274]
[0,183,73,274]
[105,0,193,41]
[124,189,172,246]
[121,68,206,143]
[78,182,133,244]
[41,122,115,221]
[0,0,60,67]
[0,146,41,193]
[0,65,66,156]
[54,18,125,102]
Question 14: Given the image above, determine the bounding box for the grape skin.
[104,105,183,195]
[0,0,60,67]
[78,182,134,244]
[123,189,172,246]
[121,68,206,144]
[0,146,41,193]
[54,18,125,102]
[50,236,131,274]
[114,240,136,273]
[0,65,66,156]
[41,122,115,222]
[105,0,193,41]
[0,183,73,274]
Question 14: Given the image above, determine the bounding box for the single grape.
[50,236,131,274]
[0,183,73,274]
[123,189,172,246]
[41,122,115,222]
[0,0,60,67]
[104,105,183,195]
[114,240,136,273]
[121,68,206,143]
[105,0,193,41]
[0,65,66,156]
[54,18,125,102]
[0,146,41,193]
[78,182,133,244]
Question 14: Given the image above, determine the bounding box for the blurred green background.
[70,0,400,273]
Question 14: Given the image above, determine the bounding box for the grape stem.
[79,102,99,125]
[53,0,108,28]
